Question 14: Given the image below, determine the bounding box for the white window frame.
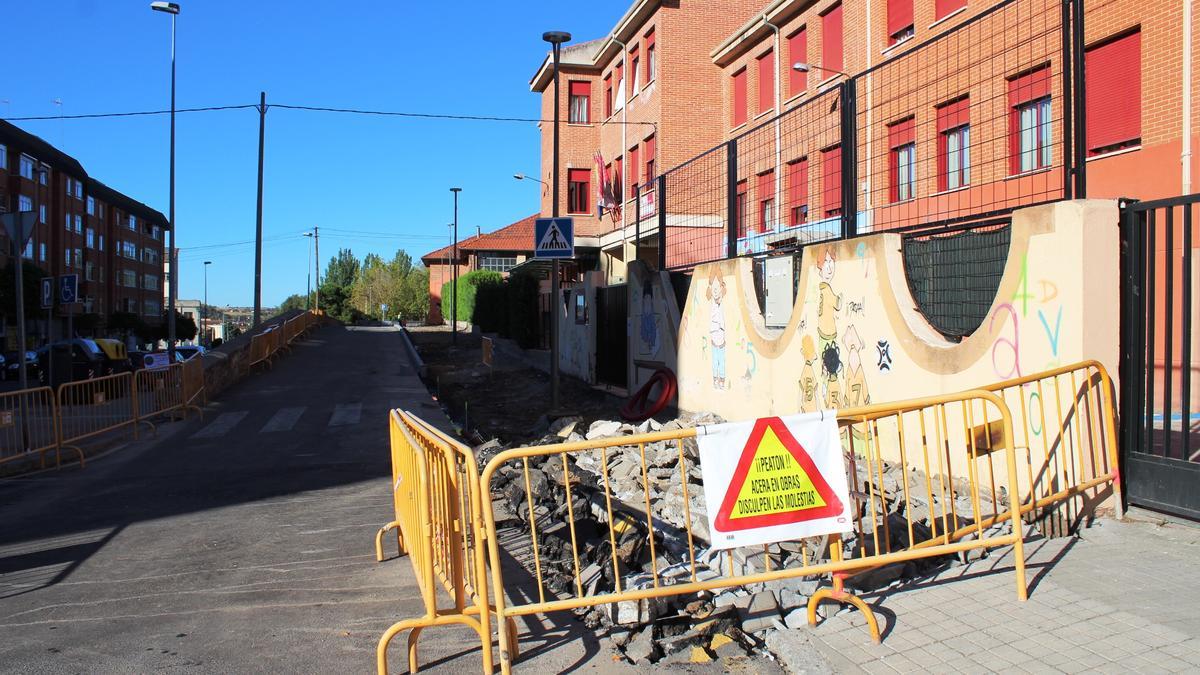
[944,124,970,190]
[1017,97,1053,173]
[895,142,916,201]
[19,155,35,180]
[86,228,95,249]
[17,195,33,212]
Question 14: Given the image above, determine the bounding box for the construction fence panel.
[479,389,1028,674]
[133,363,184,423]
[0,387,71,469]
[57,373,138,448]
[248,333,272,370]
[375,410,501,675]
[182,357,206,410]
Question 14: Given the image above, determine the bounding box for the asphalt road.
[0,325,491,674]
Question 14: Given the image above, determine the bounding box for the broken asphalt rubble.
[477,413,1012,668]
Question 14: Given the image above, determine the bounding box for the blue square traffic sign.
[534,217,574,259]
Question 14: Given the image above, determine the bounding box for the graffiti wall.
[676,200,1120,420]
[627,261,681,393]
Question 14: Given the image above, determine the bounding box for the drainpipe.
[1184,0,1193,194]
[765,14,782,236]
[864,0,874,229]
[612,35,630,274]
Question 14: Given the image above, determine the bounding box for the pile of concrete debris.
[479,413,1010,667]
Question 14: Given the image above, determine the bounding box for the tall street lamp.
[450,187,461,346]
[303,231,313,310]
[151,0,180,362]
[203,260,211,346]
[544,29,571,412]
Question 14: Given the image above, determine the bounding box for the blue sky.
[4,1,618,307]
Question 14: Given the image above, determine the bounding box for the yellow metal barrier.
[247,332,273,371]
[478,389,1027,674]
[375,411,510,675]
[181,357,206,413]
[0,387,75,469]
[979,360,1122,526]
[57,372,142,452]
[133,364,184,423]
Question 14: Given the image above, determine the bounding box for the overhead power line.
[1,102,658,128]
[1,104,257,121]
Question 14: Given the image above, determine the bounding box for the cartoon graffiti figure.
[707,274,728,390]
[639,283,660,358]
[799,334,819,413]
[821,342,845,409]
[816,247,843,358]
[876,339,893,371]
[843,325,870,407]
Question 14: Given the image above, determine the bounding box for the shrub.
[505,272,540,349]
[441,270,503,328]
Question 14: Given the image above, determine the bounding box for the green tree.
[324,248,360,289]
[395,267,429,321]
[318,281,359,323]
[0,262,50,320]
[278,293,311,314]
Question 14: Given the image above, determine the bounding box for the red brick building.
[0,120,168,347]
[529,0,767,281]
[422,214,538,324]
[708,0,1198,245]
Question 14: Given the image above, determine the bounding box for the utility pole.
[450,187,461,346]
[313,225,320,312]
[304,230,313,310]
[544,30,571,412]
[253,91,266,327]
[151,1,180,364]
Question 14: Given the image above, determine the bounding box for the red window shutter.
[568,168,590,213]
[757,49,775,113]
[888,117,915,149]
[615,157,623,199]
[935,0,966,20]
[822,4,844,75]
[644,135,656,181]
[569,81,590,97]
[604,75,613,117]
[736,180,749,237]
[887,0,913,38]
[757,170,775,233]
[1086,31,1141,154]
[822,145,842,215]
[788,29,808,96]
[629,146,640,192]
[937,96,970,132]
[1008,66,1051,107]
[788,159,808,224]
[733,68,748,127]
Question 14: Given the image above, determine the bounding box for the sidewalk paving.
[806,518,1200,673]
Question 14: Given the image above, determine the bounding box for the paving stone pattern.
[806,519,1200,674]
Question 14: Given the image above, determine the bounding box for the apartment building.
[422,214,538,324]
[0,120,169,347]
[707,0,1197,250]
[530,0,767,282]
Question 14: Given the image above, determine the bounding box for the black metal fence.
[902,221,1012,340]
[1119,194,1200,521]
[658,0,1082,271]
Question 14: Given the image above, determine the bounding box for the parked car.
[93,339,133,376]
[174,345,205,361]
[3,350,39,381]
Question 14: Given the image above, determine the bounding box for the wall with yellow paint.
[676,200,1120,419]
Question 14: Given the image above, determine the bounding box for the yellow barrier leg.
[375,521,400,563]
[806,573,881,643]
[407,626,424,673]
[505,617,520,661]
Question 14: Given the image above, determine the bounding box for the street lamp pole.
[544,30,571,412]
[304,231,313,310]
[203,260,211,346]
[151,1,180,362]
[450,187,461,346]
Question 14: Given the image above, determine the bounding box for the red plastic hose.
[620,367,677,422]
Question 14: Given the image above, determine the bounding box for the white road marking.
[260,406,306,433]
[191,411,248,439]
[328,403,362,427]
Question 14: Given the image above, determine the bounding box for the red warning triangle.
[714,416,844,531]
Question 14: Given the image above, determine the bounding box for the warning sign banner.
[698,412,852,550]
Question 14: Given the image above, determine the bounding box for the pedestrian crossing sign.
[534,217,574,259]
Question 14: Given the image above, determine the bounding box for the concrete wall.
[201,310,313,400]
[675,199,1120,418]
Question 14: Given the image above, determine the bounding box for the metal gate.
[595,285,628,389]
[1120,195,1200,520]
